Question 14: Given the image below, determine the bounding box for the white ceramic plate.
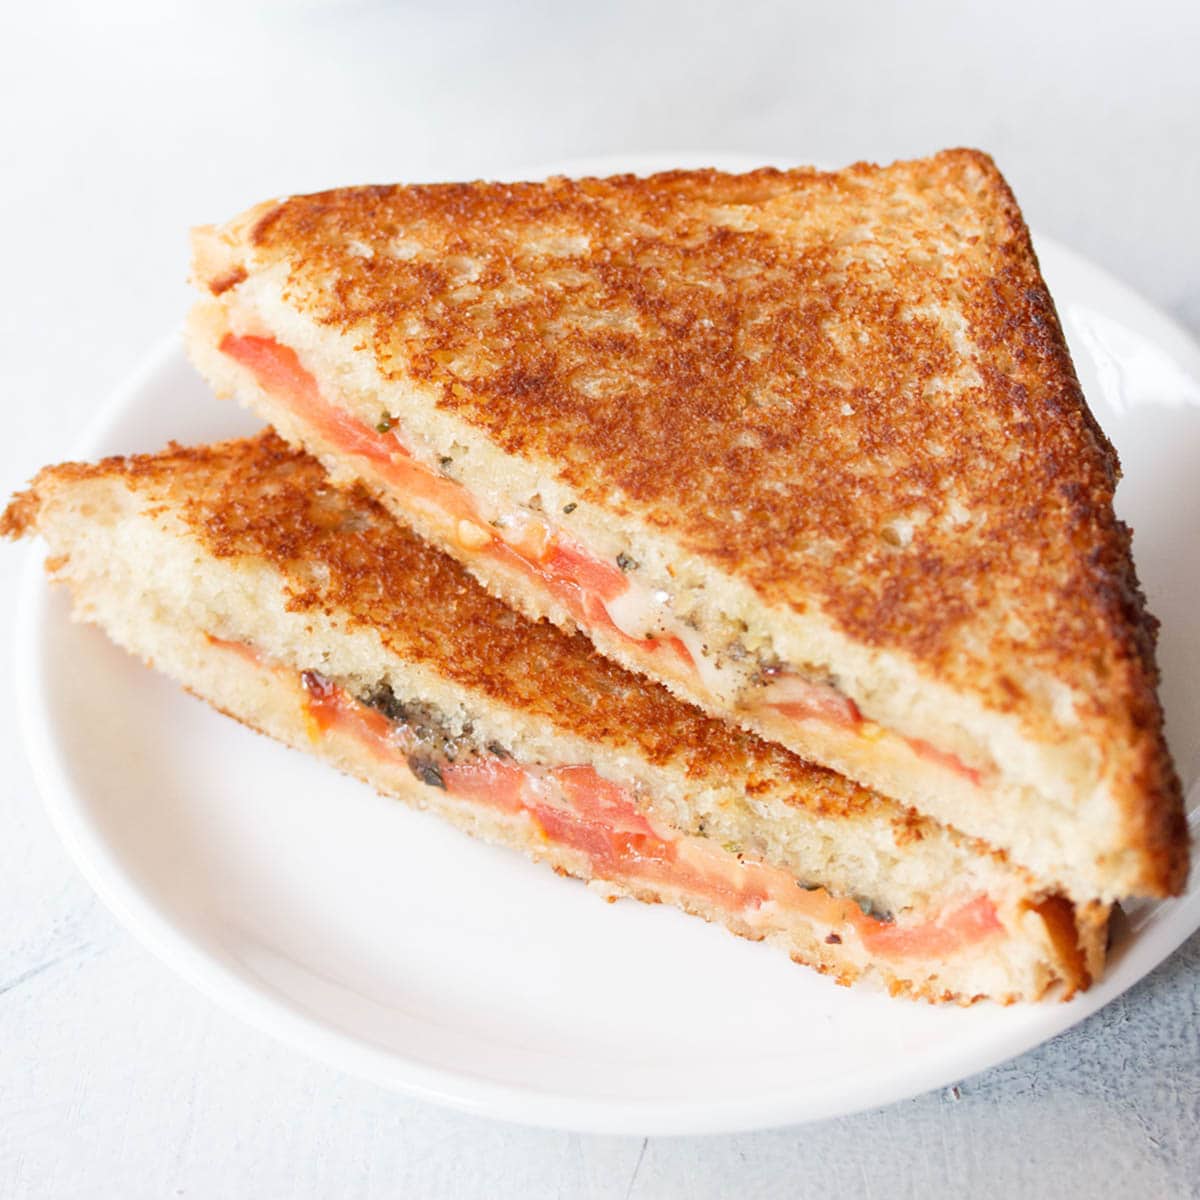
[16,154,1200,1136]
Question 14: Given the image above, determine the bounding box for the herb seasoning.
[407,755,446,790]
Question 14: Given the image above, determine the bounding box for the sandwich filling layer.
[216,638,1008,964]
[220,333,988,793]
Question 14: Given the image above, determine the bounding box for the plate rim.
[13,157,1200,1136]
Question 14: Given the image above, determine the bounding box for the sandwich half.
[185,150,1186,903]
[4,431,1107,1003]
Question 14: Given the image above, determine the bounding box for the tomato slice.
[906,737,983,788]
[221,334,398,467]
[489,540,693,668]
[766,675,862,729]
[855,894,1001,958]
[765,675,985,788]
[442,756,528,814]
[542,539,627,604]
[538,764,677,867]
[300,668,393,747]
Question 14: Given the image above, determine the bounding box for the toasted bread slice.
[186,150,1186,902]
[5,432,1108,1002]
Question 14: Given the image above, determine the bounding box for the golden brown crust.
[196,149,1184,895]
[0,485,39,539]
[1029,895,1092,996]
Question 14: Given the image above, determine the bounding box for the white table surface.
[3,2,1198,1195]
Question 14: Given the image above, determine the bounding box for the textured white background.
[3,2,1199,1196]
